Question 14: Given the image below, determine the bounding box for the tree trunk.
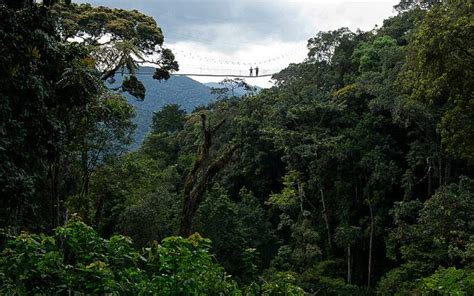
[180,200,199,238]
[179,144,237,237]
[49,159,61,228]
[438,155,443,187]
[81,148,89,197]
[320,188,332,251]
[178,114,236,237]
[367,198,374,290]
[94,194,105,228]
[347,245,352,283]
[297,182,304,214]
[428,168,432,197]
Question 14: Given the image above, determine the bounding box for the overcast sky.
[82,0,400,87]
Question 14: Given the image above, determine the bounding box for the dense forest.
[0,0,473,294]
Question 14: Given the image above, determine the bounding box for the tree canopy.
[0,0,473,294]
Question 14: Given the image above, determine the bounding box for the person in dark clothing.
[249,67,253,76]
[255,66,259,77]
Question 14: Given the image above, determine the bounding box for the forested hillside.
[0,0,473,295]
[110,71,219,148]
[111,71,259,149]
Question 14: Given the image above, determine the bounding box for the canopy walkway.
[171,73,274,78]
[135,67,280,78]
[132,45,307,78]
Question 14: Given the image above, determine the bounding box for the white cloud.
[167,40,307,88]
[82,0,401,87]
[165,0,399,87]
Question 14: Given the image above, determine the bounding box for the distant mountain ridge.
[109,71,218,149]
[108,68,262,149]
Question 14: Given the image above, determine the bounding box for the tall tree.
[53,2,179,99]
[179,113,237,236]
[400,0,474,159]
[0,1,174,231]
[0,4,100,229]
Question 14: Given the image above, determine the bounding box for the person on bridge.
[249,67,253,77]
[255,66,259,77]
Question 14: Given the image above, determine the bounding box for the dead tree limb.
[178,114,236,237]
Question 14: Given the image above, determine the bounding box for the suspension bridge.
[172,74,274,78]
[135,45,307,78]
[135,67,280,78]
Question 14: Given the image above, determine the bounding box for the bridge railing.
[136,66,281,77]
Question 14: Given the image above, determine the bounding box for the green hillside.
[109,70,218,149]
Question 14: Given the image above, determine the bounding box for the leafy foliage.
[0,3,134,230]
[419,267,474,295]
[0,219,240,295]
[380,177,474,293]
[400,0,474,159]
[52,2,179,98]
[1,0,473,294]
